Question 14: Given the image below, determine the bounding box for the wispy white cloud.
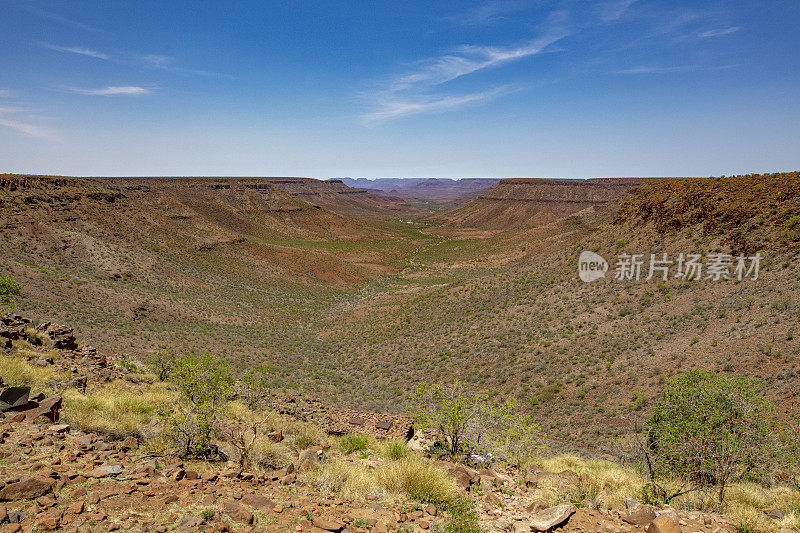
[446,0,532,26]
[363,86,518,124]
[41,44,229,78]
[363,34,564,123]
[135,53,228,78]
[0,108,56,140]
[64,86,153,96]
[22,5,110,35]
[616,65,695,74]
[698,27,739,38]
[41,43,109,60]
[617,63,737,74]
[0,89,13,98]
[599,0,638,22]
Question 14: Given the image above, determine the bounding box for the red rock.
[222,500,254,524]
[530,503,576,532]
[312,516,343,531]
[623,505,657,525]
[36,511,61,530]
[645,511,681,533]
[0,476,55,500]
[241,493,275,510]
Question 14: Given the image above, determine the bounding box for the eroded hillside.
[3,172,800,455]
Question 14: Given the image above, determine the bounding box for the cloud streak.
[0,108,56,140]
[698,27,739,38]
[41,43,110,60]
[446,0,533,26]
[41,44,229,78]
[363,34,564,123]
[363,86,518,123]
[64,86,153,96]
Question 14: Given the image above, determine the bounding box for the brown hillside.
[435,178,649,229]
[614,172,800,253]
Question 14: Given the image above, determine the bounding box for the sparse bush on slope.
[161,352,234,458]
[410,380,544,464]
[643,370,777,504]
[0,274,22,308]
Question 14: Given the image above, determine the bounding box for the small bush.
[434,497,480,533]
[410,380,544,462]
[162,353,233,458]
[377,456,458,505]
[285,420,327,450]
[306,459,382,500]
[339,434,369,455]
[249,437,295,471]
[0,275,22,308]
[381,440,411,461]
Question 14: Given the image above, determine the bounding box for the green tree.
[146,349,177,381]
[645,370,777,503]
[410,380,544,463]
[163,353,233,458]
[0,275,22,308]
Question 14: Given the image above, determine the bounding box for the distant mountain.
[340,178,500,201]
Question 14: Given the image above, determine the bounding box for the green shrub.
[410,380,544,463]
[645,370,777,503]
[382,440,410,461]
[433,497,480,533]
[162,353,233,458]
[339,434,369,455]
[0,275,22,308]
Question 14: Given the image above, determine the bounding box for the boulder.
[178,516,204,531]
[88,464,123,478]
[297,448,322,471]
[0,476,55,501]
[623,504,657,525]
[267,429,283,442]
[241,493,275,510]
[0,387,30,412]
[766,509,786,520]
[529,503,576,532]
[222,500,254,524]
[645,511,681,533]
[24,395,62,422]
[312,516,344,531]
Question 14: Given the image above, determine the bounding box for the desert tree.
[161,352,233,458]
[410,380,544,463]
[642,370,777,504]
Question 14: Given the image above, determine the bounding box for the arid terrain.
[3,173,800,447]
[2,172,800,532]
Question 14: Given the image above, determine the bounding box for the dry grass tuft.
[534,455,645,508]
[62,380,174,439]
[0,354,62,394]
[307,453,457,505]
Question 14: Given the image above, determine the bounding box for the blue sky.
[1,0,798,178]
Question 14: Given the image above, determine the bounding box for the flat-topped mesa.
[436,177,650,229]
[477,178,636,204]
